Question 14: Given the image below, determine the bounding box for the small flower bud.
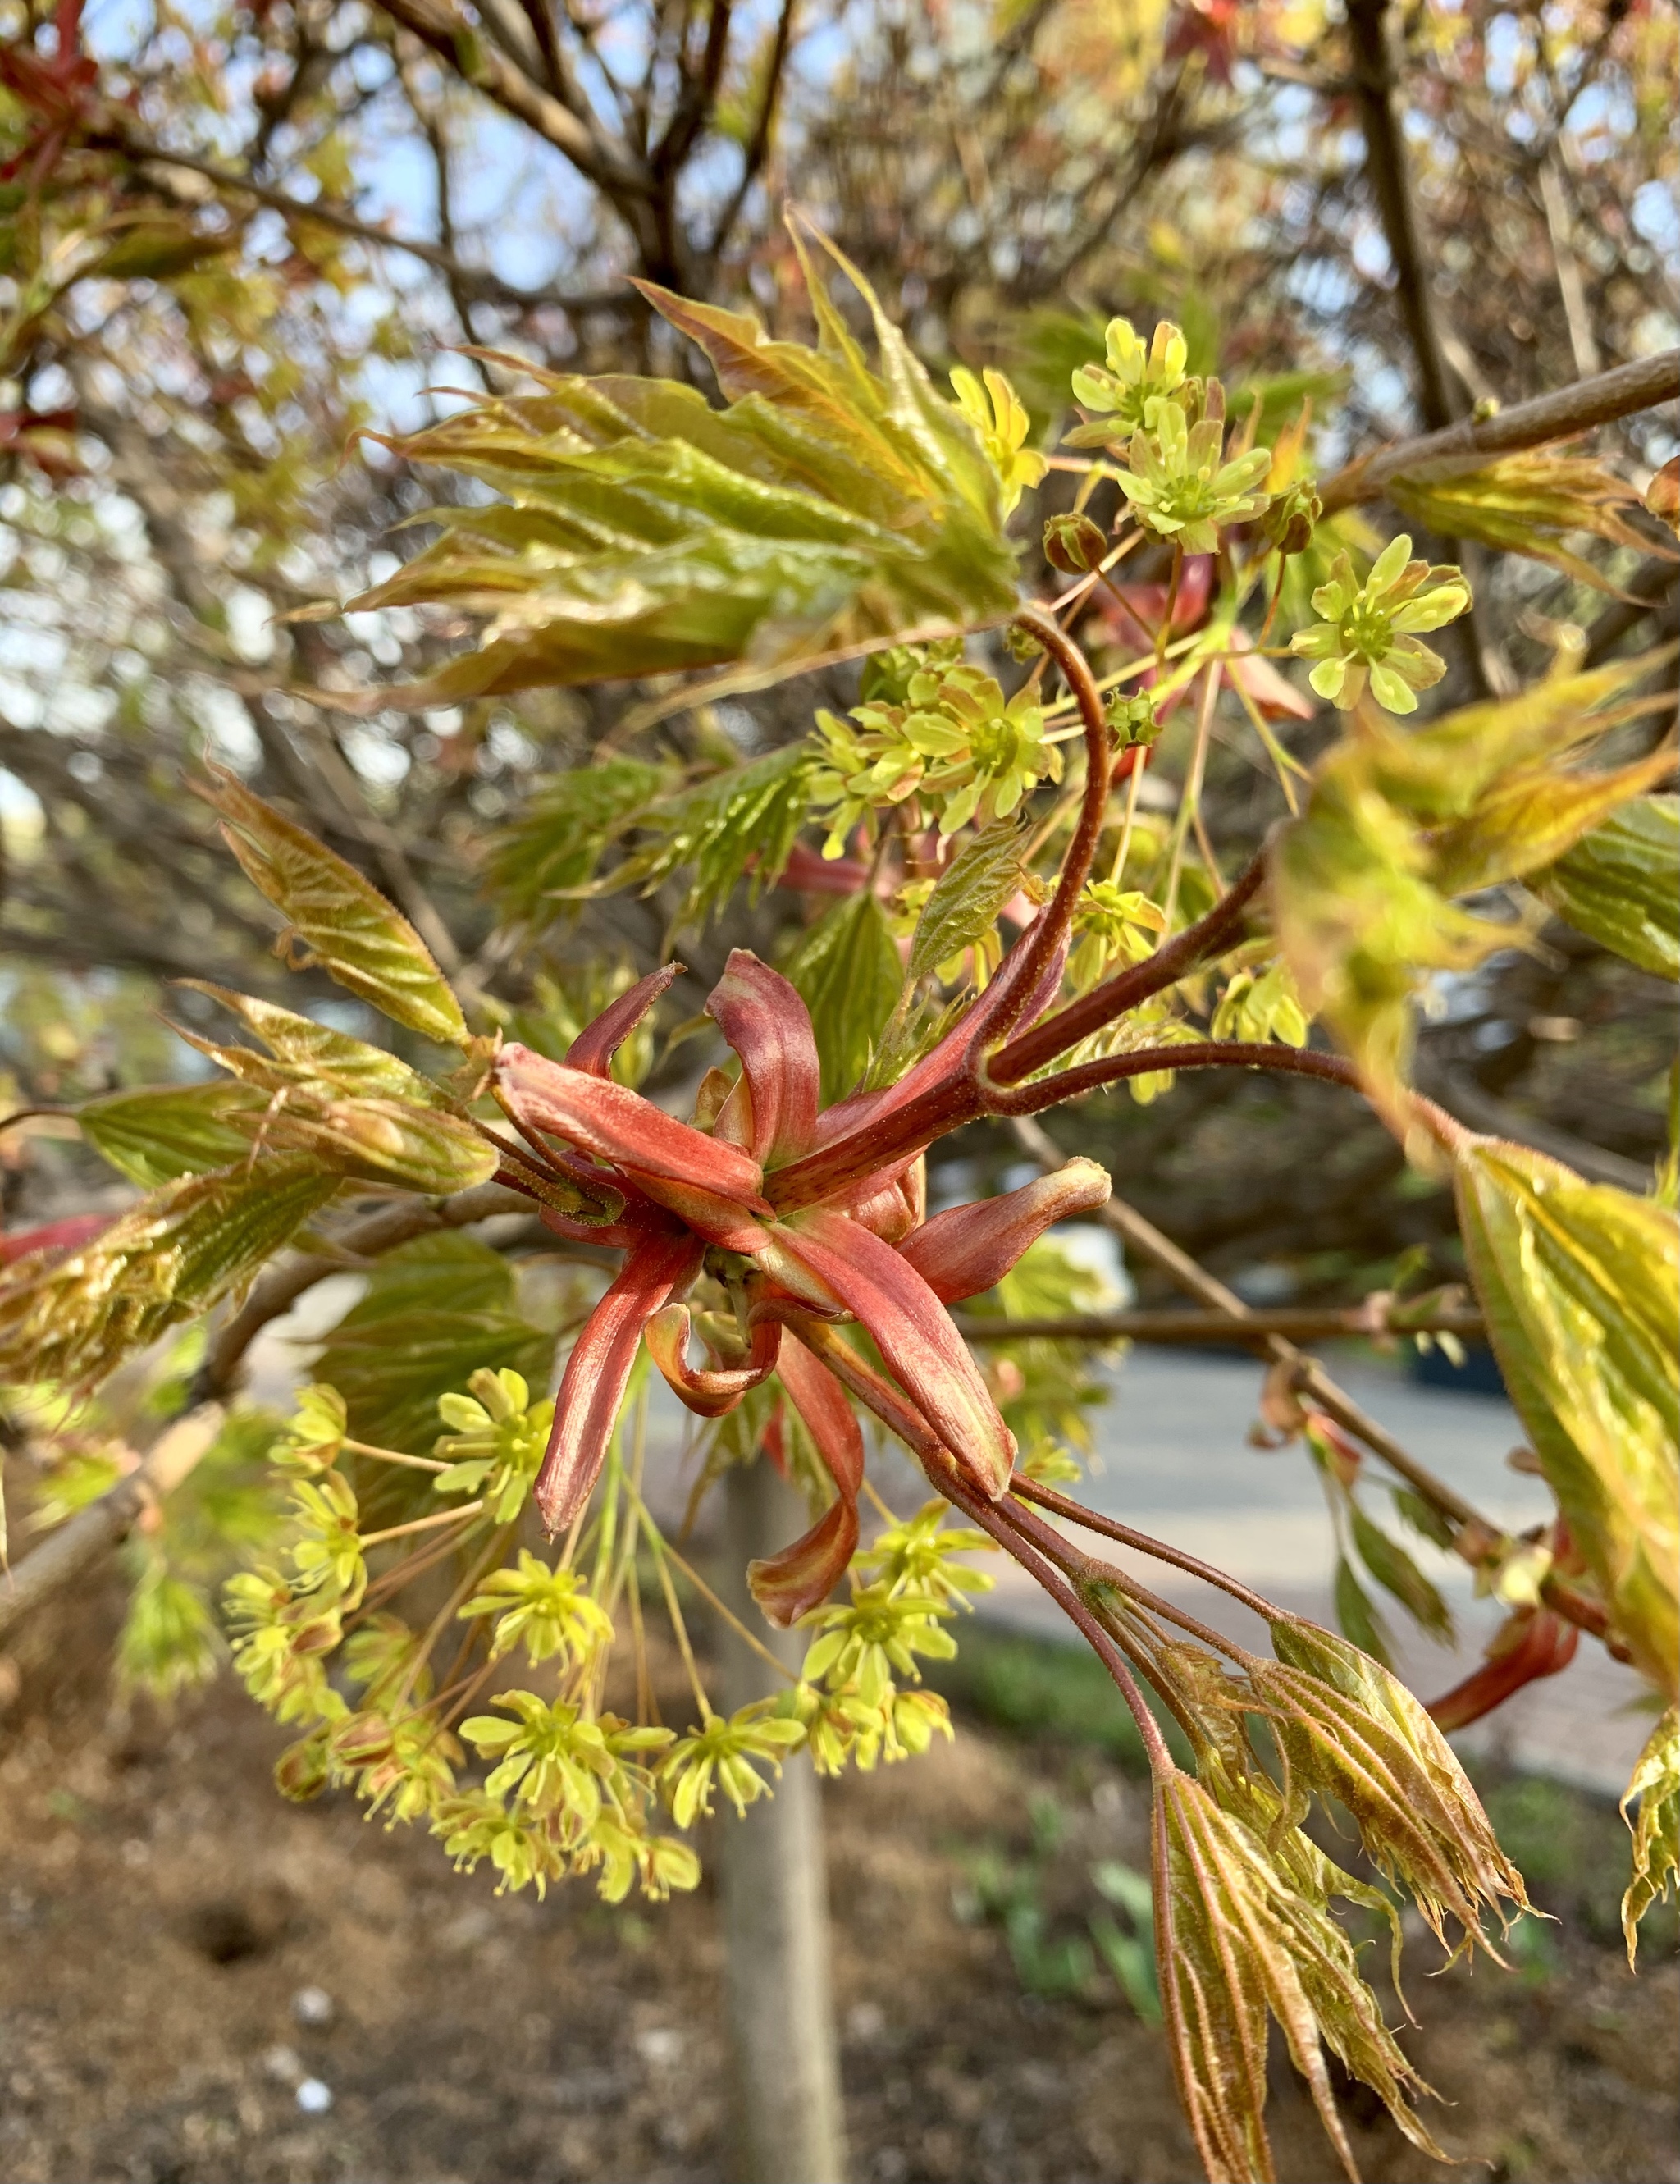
[328,1711,396,1766]
[1260,481,1322,557]
[1102,690,1164,747]
[1002,622,1044,662]
[274,1732,332,1802]
[1043,511,1110,574]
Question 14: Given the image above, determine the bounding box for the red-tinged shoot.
[491,946,1112,1592]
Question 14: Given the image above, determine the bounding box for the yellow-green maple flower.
[461,1691,617,1826]
[851,1498,995,1605]
[287,1469,366,1605]
[1288,534,1472,713]
[432,1366,555,1523]
[459,1550,615,1665]
[800,1581,956,1707]
[660,1705,807,1826]
[1066,315,1191,438]
[1113,402,1273,555]
[950,365,1048,514]
[1211,962,1310,1048]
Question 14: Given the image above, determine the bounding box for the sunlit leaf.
[165,985,497,1193]
[782,889,905,1105]
[906,821,1030,986]
[0,1161,337,1387]
[177,985,454,1103]
[199,769,468,1045]
[79,1080,266,1187]
[1454,1139,1679,1695]
[1527,795,1679,981]
[326,226,1019,715]
[1428,750,1677,898]
[1273,653,1673,1121]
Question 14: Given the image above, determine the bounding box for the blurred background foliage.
[1,0,1675,1308]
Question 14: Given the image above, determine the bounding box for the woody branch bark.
[1320,350,1680,514]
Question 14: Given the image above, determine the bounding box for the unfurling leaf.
[1454,1140,1679,1696]
[1386,450,1664,590]
[327,226,1018,717]
[906,821,1030,986]
[1527,795,1679,981]
[1272,651,1673,1120]
[199,770,468,1045]
[1348,1504,1454,1643]
[783,889,905,1105]
[1256,1620,1532,1949]
[234,1094,498,1195]
[1333,1554,1392,1665]
[78,1080,266,1187]
[1621,1705,1679,1965]
[178,985,454,1103]
[1154,1768,1446,2184]
[0,1161,337,1387]
[169,985,497,1193]
[605,743,815,930]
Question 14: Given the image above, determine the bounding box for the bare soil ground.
[1,1599,1676,2184]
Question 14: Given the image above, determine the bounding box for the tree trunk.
[714,1459,847,2184]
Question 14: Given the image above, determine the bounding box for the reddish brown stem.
[765,866,1289,1212]
[987,1041,1360,1115]
[791,1318,1174,1774]
[989,848,1269,1083]
[1011,1474,1290,1626]
[983,603,1114,1049]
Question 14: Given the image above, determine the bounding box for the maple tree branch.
[1320,348,1680,514]
[196,1181,532,1400]
[709,0,797,258]
[1345,0,1461,431]
[372,0,653,212]
[1004,1115,1500,1547]
[988,1041,1360,1115]
[121,139,628,316]
[989,851,1269,1083]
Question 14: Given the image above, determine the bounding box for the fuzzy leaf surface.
[0,1161,336,1387]
[783,889,905,1105]
[906,821,1031,986]
[78,1081,267,1187]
